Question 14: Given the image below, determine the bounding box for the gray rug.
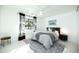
[23,39,30,44]
[30,40,65,53]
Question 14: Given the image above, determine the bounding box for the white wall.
[77,7,79,33]
[0,6,42,41]
[76,7,79,43]
[0,6,19,43]
[37,11,78,43]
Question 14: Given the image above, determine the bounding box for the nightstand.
[18,35,25,41]
[59,34,68,41]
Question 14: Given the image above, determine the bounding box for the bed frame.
[46,27,60,35]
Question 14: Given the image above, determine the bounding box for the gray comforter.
[30,31,65,53]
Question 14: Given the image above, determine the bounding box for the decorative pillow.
[55,31,59,37]
[52,32,58,41]
[32,32,37,40]
[32,31,41,40]
[38,34,53,49]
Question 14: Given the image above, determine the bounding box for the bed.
[29,27,65,53]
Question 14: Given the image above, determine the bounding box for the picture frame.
[48,19,56,25]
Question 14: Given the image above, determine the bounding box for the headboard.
[46,27,60,35]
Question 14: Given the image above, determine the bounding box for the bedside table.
[18,35,25,41]
[59,34,68,41]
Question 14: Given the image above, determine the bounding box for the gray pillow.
[38,34,53,49]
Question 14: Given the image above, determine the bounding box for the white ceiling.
[16,5,77,17]
[1,5,77,17]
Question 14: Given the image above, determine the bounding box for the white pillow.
[32,31,41,40]
[52,32,58,41]
[32,32,37,40]
[55,31,59,37]
[38,34,53,49]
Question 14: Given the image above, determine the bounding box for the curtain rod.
[18,12,37,19]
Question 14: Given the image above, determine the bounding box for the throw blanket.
[35,32,56,43]
[36,32,55,40]
[32,31,58,49]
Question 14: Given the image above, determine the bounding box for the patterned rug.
[23,39,30,44]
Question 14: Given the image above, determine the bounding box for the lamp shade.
[60,28,68,35]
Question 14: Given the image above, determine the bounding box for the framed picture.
[48,19,56,25]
